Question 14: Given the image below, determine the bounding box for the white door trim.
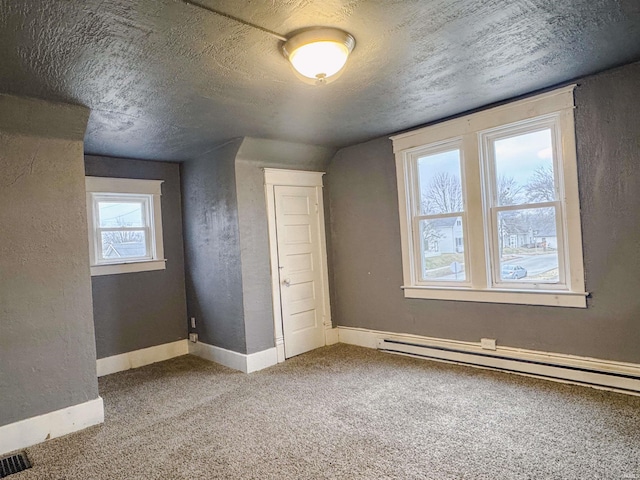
[264,168,334,363]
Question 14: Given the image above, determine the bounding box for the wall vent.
[0,452,31,477]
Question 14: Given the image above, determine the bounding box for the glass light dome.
[283,28,355,85]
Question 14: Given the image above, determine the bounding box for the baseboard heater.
[377,338,640,395]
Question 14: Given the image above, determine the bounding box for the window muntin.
[391,86,586,308]
[85,177,165,276]
[411,144,468,284]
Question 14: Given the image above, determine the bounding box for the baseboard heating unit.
[377,338,640,395]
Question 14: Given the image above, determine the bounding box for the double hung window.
[86,177,165,276]
[392,86,586,307]
[412,142,468,283]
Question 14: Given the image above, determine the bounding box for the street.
[509,253,558,276]
[432,253,558,281]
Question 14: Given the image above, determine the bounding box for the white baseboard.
[338,326,640,395]
[338,326,380,349]
[246,347,279,373]
[0,397,104,455]
[325,327,339,346]
[189,341,278,373]
[97,340,189,377]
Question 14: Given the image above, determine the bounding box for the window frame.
[407,138,471,287]
[86,177,166,276]
[391,86,587,308]
[480,115,567,291]
[93,193,153,265]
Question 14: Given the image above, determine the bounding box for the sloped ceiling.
[1,0,640,161]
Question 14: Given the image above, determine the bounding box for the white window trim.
[391,85,587,308]
[86,177,166,276]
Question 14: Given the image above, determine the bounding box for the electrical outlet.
[480,338,497,350]
[189,333,198,343]
[190,317,196,329]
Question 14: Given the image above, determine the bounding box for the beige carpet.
[14,344,640,479]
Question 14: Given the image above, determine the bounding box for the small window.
[392,86,587,308]
[86,177,165,276]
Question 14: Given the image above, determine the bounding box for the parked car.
[501,264,527,279]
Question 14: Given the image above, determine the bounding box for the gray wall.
[181,137,335,355]
[326,62,640,364]
[0,94,99,427]
[181,140,247,353]
[85,155,188,359]
[235,138,335,354]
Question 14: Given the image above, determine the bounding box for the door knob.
[282,278,291,287]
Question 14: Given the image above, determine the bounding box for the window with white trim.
[85,177,166,276]
[391,86,587,308]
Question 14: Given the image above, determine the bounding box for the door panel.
[274,185,325,358]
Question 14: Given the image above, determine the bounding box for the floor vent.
[0,452,31,478]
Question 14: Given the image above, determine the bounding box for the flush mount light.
[182,1,356,85]
[282,28,356,85]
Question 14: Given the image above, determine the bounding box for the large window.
[86,177,165,276]
[392,86,586,307]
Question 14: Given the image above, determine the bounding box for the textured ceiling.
[1,0,640,161]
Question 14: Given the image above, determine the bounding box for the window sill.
[402,285,587,308]
[90,259,166,277]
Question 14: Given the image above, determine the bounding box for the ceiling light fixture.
[282,28,355,85]
[182,0,356,85]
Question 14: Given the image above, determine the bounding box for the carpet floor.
[13,344,640,479]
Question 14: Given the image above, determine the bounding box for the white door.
[274,185,326,358]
